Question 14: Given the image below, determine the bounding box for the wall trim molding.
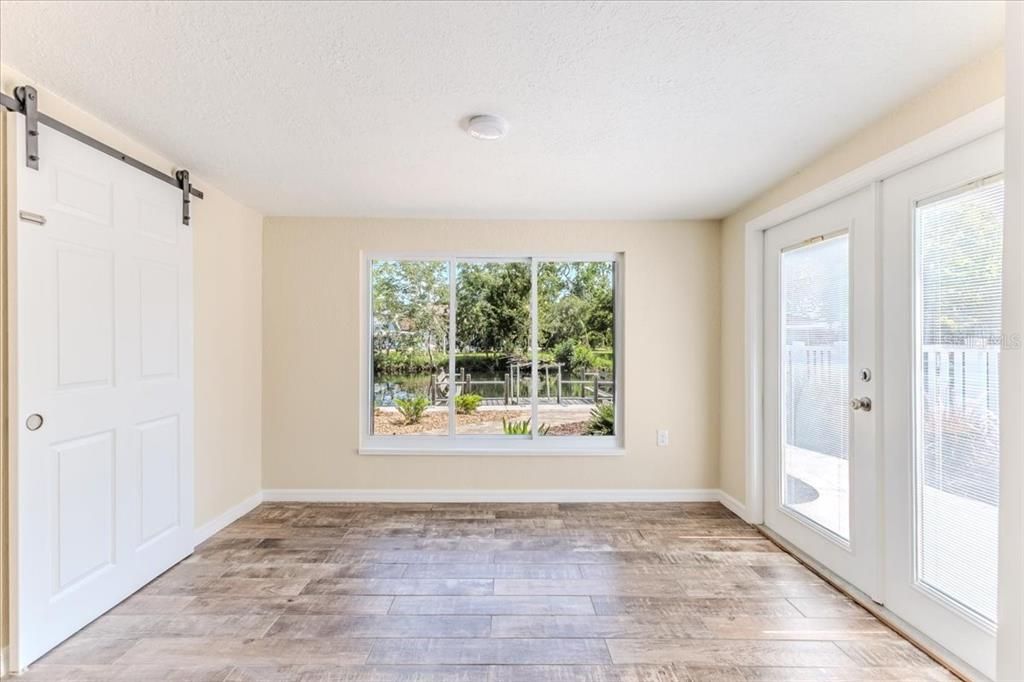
[193,491,264,545]
[998,3,1024,678]
[193,489,750,538]
[717,490,748,522]
[262,488,723,504]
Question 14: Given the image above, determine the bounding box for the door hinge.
[14,85,39,170]
[175,169,191,226]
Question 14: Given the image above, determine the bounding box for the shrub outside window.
[365,254,622,453]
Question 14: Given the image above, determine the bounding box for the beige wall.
[718,47,1006,503]
[262,218,720,491]
[0,64,264,527]
[192,181,264,524]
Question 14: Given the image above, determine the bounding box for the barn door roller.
[1,85,203,225]
[175,170,192,226]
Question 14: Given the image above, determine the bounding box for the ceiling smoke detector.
[466,114,508,140]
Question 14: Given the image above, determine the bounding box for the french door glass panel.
[781,233,850,540]
[762,186,877,595]
[914,178,1003,624]
[881,130,1003,679]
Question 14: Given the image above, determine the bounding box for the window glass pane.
[537,261,616,437]
[780,234,850,539]
[371,260,450,436]
[915,179,1002,623]
[454,261,531,435]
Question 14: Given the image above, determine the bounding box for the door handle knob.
[849,397,872,412]
[26,413,44,431]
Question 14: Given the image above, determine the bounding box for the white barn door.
[11,116,194,668]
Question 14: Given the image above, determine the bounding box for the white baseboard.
[717,490,748,522]
[193,490,263,545]
[261,488,722,503]
[201,489,749,524]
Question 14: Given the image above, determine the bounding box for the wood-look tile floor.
[21,502,955,681]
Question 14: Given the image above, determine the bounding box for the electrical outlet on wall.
[656,430,669,447]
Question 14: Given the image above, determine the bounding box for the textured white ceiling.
[0,1,1005,219]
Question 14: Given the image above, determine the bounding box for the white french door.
[12,116,194,668]
[763,186,879,595]
[762,132,1004,679]
[881,131,1003,679]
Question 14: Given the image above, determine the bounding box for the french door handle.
[849,397,872,412]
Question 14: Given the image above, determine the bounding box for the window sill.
[358,445,625,457]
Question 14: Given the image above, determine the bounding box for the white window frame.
[359,251,624,455]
